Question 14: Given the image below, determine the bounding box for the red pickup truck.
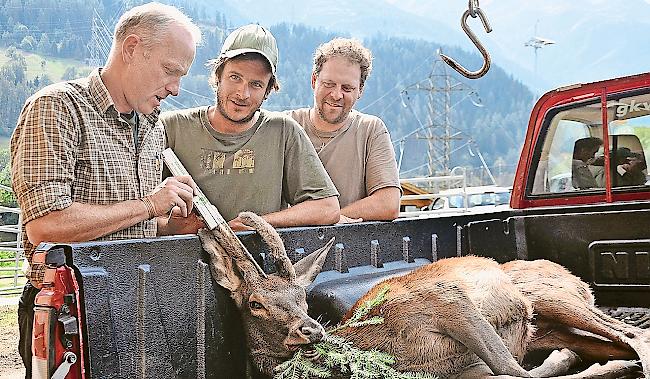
[30,72,650,378]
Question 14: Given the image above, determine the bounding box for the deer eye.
[249,301,265,310]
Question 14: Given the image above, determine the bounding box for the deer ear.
[199,228,242,292]
[294,237,335,287]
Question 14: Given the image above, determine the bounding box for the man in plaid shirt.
[10,3,202,377]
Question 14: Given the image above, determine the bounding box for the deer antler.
[238,212,296,280]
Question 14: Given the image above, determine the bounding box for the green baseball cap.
[219,24,278,74]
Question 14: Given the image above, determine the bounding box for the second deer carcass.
[199,212,648,378]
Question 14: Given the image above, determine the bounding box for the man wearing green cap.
[161,24,340,231]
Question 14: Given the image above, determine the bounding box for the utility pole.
[524,20,555,78]
[87,6,121,66]
[401,52,481,177]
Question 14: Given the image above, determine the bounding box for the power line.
[359,56,432,113]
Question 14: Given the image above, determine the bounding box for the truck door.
[470,73,650,309]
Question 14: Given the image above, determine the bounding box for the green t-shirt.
[161,107,338,222]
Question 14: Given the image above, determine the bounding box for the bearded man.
[289,38,401,222]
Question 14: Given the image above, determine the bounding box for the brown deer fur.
[199,212,648,379]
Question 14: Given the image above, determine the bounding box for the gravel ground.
[0,301,25,379]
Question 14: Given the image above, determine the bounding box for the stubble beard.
[316,101,350,125]
[216,87,259,125]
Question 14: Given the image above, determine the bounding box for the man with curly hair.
[289,38,401,222]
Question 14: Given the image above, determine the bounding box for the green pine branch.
[273,286,437,379]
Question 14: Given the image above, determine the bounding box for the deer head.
[198,212,335,375]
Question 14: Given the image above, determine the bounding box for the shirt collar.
[88,68,114,114]
[88,68,160,125]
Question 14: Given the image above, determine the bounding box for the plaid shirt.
[10,69,164,288]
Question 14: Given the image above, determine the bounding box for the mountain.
[0,0,535,182]
[214,0,650,93]
[201,0,468,46]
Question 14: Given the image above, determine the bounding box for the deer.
[198,212,649,379]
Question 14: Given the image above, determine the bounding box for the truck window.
[607,93,650,189]
[531,100,605,195]
[531,92,650,196]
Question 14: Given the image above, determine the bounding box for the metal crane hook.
[440,1,493,79]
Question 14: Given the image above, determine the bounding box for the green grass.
[0,250,25,293]
[0,47,89,82]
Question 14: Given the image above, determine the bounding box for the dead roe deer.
[199,212,648,378]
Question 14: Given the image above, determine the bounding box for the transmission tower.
[400,51,481,177]
[524,20,555,77]
[87,8,118,66]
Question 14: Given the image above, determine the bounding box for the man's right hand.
[148,175,198,217]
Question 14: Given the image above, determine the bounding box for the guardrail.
[0,183,24,297]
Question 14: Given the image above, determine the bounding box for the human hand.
[166,212,205,235]
[228,216,255,232]
[337,215,363,224]
[626,157,644,172]
[147,175,197,218]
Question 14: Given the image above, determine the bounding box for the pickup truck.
[30,71,650,379]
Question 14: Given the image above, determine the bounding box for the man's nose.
[329,86,343,100]
[166,78,180,97]
[237,83,251,99]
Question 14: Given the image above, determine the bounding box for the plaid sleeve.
[11,94,77,224]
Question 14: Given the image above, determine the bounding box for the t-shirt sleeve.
[282,119,339,204]
[11,95,77,223]
[365,120,401,195]
[159,111,176,149]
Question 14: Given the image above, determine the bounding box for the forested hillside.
[0,0,535,182]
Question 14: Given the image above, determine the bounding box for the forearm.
[25,200,149,245]
[263,196,340,228]
[341,187,401,221]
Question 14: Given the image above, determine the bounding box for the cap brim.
[221,48,276,74]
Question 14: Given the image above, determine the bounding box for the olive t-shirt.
[161,107,338,222]
[289,108,401,208]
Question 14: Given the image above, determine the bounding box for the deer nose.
[299,321,324,343]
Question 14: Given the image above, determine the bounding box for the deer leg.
[434,283,532,378]
[528,321,638,361]
[503,260,650,377]
[528,349,581,377]
[456,358,641,379]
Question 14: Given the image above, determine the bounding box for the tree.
[62,66,79,80]
[19,35,35,51]
[37,33,53,55]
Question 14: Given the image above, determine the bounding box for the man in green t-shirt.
[288,38,401,222]
[161,24,340,231]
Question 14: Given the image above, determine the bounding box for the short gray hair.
[113,2,202,50]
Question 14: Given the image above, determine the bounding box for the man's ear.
[121,34,140,64]
[311,72,317,89]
